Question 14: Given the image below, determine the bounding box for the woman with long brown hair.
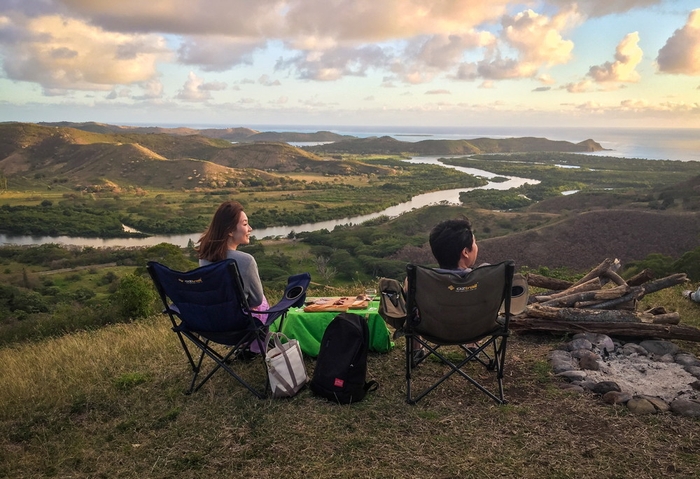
[197,200,269,316]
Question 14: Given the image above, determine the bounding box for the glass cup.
[365,288,377,300]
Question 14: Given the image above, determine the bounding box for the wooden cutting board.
[303,295,370,312]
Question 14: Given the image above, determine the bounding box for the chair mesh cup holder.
[285,286,305,301]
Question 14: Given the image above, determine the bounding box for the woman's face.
[228,211,252,249]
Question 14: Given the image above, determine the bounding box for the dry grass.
[1,289,700,478]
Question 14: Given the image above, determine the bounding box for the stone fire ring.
[549,333,700,417]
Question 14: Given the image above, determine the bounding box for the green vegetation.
[450,152,700,211]
[0,281,698,478]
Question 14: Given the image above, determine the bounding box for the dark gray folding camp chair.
[147,260,310,398]
[404,260,515,405]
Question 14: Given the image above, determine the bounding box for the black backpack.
[309,312,379,404]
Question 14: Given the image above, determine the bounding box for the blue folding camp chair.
[147,260,310,398]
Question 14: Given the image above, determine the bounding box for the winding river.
[0,156,538,248]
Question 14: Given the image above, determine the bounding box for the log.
[571,258,618,288]
[588,287,644,310]
[627,269,655,286]
[641,273,689,296]
[527,304,641,322]
[541,284,631,308]
[602,270,627,286]
[509,318,700,342]
[534,277,601,303]
[639,312,681,325]
[526,273,572,291]
[576,300,637,310]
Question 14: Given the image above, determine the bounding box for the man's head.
[429,217,478,270]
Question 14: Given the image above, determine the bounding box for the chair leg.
[181,332,268,398]
[406,336,508,405]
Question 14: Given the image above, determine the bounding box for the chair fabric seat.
[148,260,310,397]
[404,260,516,405]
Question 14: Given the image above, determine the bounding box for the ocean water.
[239,125,700,162]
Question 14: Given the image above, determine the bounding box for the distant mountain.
[0,122,388,190]
[37,121,353,143]
[39,121,259,141]
[306,135,606,155]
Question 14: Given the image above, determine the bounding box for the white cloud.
[133,79,164,100]
[0,15,170,90]
[175,71,217,101]
[276,44,390,81]
[587,32,643,82]
[547,0,662,18]
[177,36,266,72]
[537,73,556,85]
[468,8,577,81]
[657,9,700,75]
[564,79,593,92]
[258,74,281,86]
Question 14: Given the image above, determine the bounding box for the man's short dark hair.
[429,217,474,270]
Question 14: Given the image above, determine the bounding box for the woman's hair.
[429,217,474,270]
[197,200,244,262]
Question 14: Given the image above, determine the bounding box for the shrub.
[111,274,157,320]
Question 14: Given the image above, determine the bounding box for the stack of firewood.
[509,258,700,341]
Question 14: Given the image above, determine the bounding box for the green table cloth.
[271,301,393,357]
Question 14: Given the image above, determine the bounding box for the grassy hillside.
[0,285,699,478]
[0,123,391,191]
[306,135,605,155]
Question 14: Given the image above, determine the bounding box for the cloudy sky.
[0,0,698,129]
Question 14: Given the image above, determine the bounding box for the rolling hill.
[305,135,606,155]
[0,122,390,189]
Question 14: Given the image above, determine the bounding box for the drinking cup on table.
[365,288,377,300]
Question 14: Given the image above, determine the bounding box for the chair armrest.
[251,272,311,325]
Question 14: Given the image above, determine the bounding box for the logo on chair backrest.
[448,283,478,292]
[178,278,203,284]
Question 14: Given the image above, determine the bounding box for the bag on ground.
[309,312,378,404]
[265,332,308,398]
[378,277,407,330]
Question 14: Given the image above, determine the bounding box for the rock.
[684,366,700,379]
[591,334,615,354]
[675,353,700,368]
[658,353,675,363]
[558,383,585,393]
[670,399,700,417]
[568,338,592,351]
[591,381,621,395]
[621,343,648,356]
[690,381,700,391]
[627,397,658,414]
[578,351,601,371]
[639,340,679,357]
[557,370,587,381]
[551,358,576,374]
[549,350,576,373]
[549,350,572,361]
[603,391,632,404]
[577,380,598,391]
[572,333,597,342]
[639,395,670,412]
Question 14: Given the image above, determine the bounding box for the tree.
[112,274,156,319]
[313,255,336,283]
